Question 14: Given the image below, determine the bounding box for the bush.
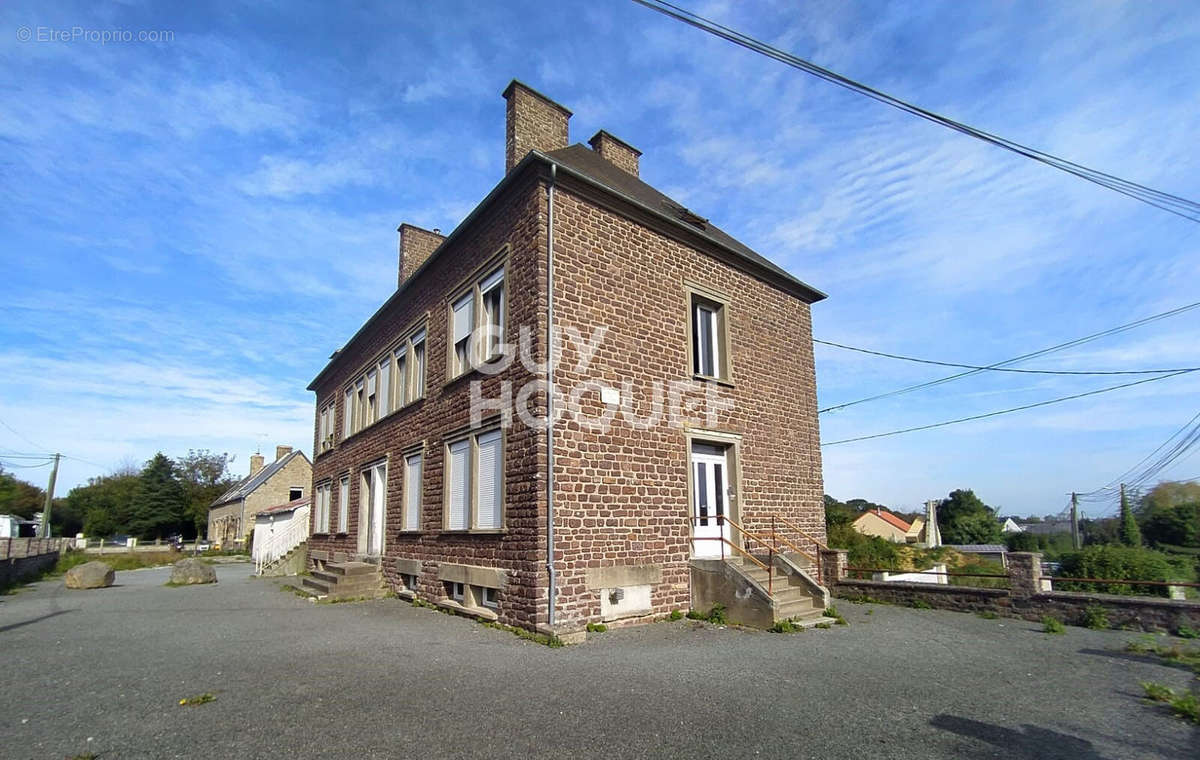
[1042,616,1066,634]
[1081,605,1109,630]
[668,609,683,621]
[1177,625,1198,639]
[769,620,798,633]
[1057,545,1194,597]
[706,603,728,625]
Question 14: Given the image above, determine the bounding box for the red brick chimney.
[397,223,446,286]
[588,130,641,177]
[503,80,571,173]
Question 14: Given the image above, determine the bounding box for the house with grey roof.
[208,445,311,547]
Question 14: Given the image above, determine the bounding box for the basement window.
[479,586,498,609]
[447,581,465,602]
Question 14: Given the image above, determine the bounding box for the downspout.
[546,162,558,629]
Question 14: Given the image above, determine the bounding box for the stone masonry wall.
[242,455,313,534]
[308,171,549,631]
[547,182,825,629]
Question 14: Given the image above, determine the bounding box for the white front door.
[361,461,387,557]
[691,443,731,558]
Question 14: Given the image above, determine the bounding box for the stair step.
[328,561,378,577]
[302,577,331,594]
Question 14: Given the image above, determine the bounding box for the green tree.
[937,489,1002,545]
[1137,482,1200,548]
[129,453,186,540]
[69,470,140,537]
[1120,487,1143,547]
[0,464,46,519]
[1057,544,1193,597]
[176,450,236,538]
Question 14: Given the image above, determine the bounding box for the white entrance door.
[361,461,387,557]
[691,443,731,558]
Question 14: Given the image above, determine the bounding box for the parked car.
[195,541,211,552]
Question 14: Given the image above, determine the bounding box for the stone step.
[327,561,378,577]
[302,577,331,594]
[776,599,819,619]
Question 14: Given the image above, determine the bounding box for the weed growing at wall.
[1042,616,1066,634]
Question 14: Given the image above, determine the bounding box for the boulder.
[169,558,217,585]
[64,561,115,590]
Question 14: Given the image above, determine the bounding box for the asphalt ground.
[1,562,1195,759]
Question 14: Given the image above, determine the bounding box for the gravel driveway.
[0,563,1195,759]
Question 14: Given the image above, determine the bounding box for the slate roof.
[947,544,1008,553]
[211,450,310,508]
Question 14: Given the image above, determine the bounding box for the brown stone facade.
[306,81,825,634]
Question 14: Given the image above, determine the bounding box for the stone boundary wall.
[823,549,1200,633]
[0,537,69,587]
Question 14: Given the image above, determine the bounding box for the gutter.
[546,162,558,629]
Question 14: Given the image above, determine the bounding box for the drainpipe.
[546,162,558,629]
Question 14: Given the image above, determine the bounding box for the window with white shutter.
[451,292,474,378]
[338,476,349,533]
[378,359,390,418]
[393,346,408,409]
[475,430,502,529]
[404,452,422,532]
[343,388,352,438]
[479,268,504,362]
[446,439,470,531]
[411,330,425,399]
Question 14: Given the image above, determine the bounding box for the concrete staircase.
[689,553,833,629]
[258,541,308,578]
[301,561,385,601]
[737,558,826,625]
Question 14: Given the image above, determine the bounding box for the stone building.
[305,81,828,636]
[208,446,312,546]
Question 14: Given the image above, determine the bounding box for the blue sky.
[1,1,1197,517]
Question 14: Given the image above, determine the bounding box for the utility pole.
[1070,492,1081,549]
[40,453,60,538]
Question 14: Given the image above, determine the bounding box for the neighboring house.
[946,544,1009,567]
[852,508,914,543]
[304,81,828,635]
[0,514,39,538]
[208,446,312,546]
[1017,520,1072,536]
[999,517,1023,533]
[252,496,311,575]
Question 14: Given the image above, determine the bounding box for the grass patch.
[824,605,848,625]
[585,622,608,633]
[1081,605,1109,630]
[908,599,932,610]
[769,619,800,633]
[1042,616,1066,634]
[814,622,833,630]
[178,692,216,706]
[1125,638,1200,675]
[685,603,728,624]
[1176,625,1198,640]
[481,621,564,648]
[1139,682,1199,724]
[668,609,683,621]
[976,611,999,620]
[844,594,888,605]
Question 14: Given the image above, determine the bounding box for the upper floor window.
[317,402,335,453]
[448,265,506,380]
[688,286,731,382]
[314,481,332,534]
[342,325,427,439]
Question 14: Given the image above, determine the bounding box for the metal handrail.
[764,514,824,581]
[688,514,776,593]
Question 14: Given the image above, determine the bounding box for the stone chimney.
[588,130,641,177]
[397,223,445,286]
[249,453,265,476]
[503,80,571,173]
[275,445,293,461]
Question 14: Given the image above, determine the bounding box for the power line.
[814,338,1197,376]
[0,417,49,454]
[0,459,53,469]
[821,369,1195,446]
[632,1,1200,223]
[819,300,1200,414]
[1078,409,1200,497]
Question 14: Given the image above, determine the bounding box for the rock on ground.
[169,558,217,585]
[64,561,115,590]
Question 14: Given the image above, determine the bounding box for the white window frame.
[338,475,350,533]
[318,402,335,453]
[402,450,423,532]
[687,285,732,382]
[480,586,498,609]
[442,426,505,532]
[340,323,427,439]
[314,481,332,534]
[447,264,507,380]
